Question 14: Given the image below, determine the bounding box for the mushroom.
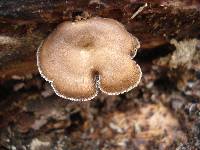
[37,17,142,101]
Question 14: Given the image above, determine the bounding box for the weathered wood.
[0,2,200,149]
[0,0,200,79]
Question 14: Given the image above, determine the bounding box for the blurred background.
[0,0,200,150]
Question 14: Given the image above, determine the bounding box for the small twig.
[130,3,148,19]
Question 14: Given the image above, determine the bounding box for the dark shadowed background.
[0,0,200,149]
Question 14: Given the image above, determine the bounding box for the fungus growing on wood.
[37,17,142,101]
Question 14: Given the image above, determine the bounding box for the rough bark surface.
[0,1,200,150]
[0,0,200,79]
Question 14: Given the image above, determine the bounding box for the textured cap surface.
[37,17,141,101]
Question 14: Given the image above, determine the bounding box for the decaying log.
[1,1,200,150]
[0,0,200,79]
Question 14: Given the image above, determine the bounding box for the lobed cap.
[37,17,142,101]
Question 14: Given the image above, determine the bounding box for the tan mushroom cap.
[37,17,142,101]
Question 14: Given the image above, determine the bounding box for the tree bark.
[0,0,200,80]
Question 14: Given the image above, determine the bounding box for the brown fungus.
[37,17,142,101]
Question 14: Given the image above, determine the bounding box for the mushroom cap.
[37,17,142,101]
